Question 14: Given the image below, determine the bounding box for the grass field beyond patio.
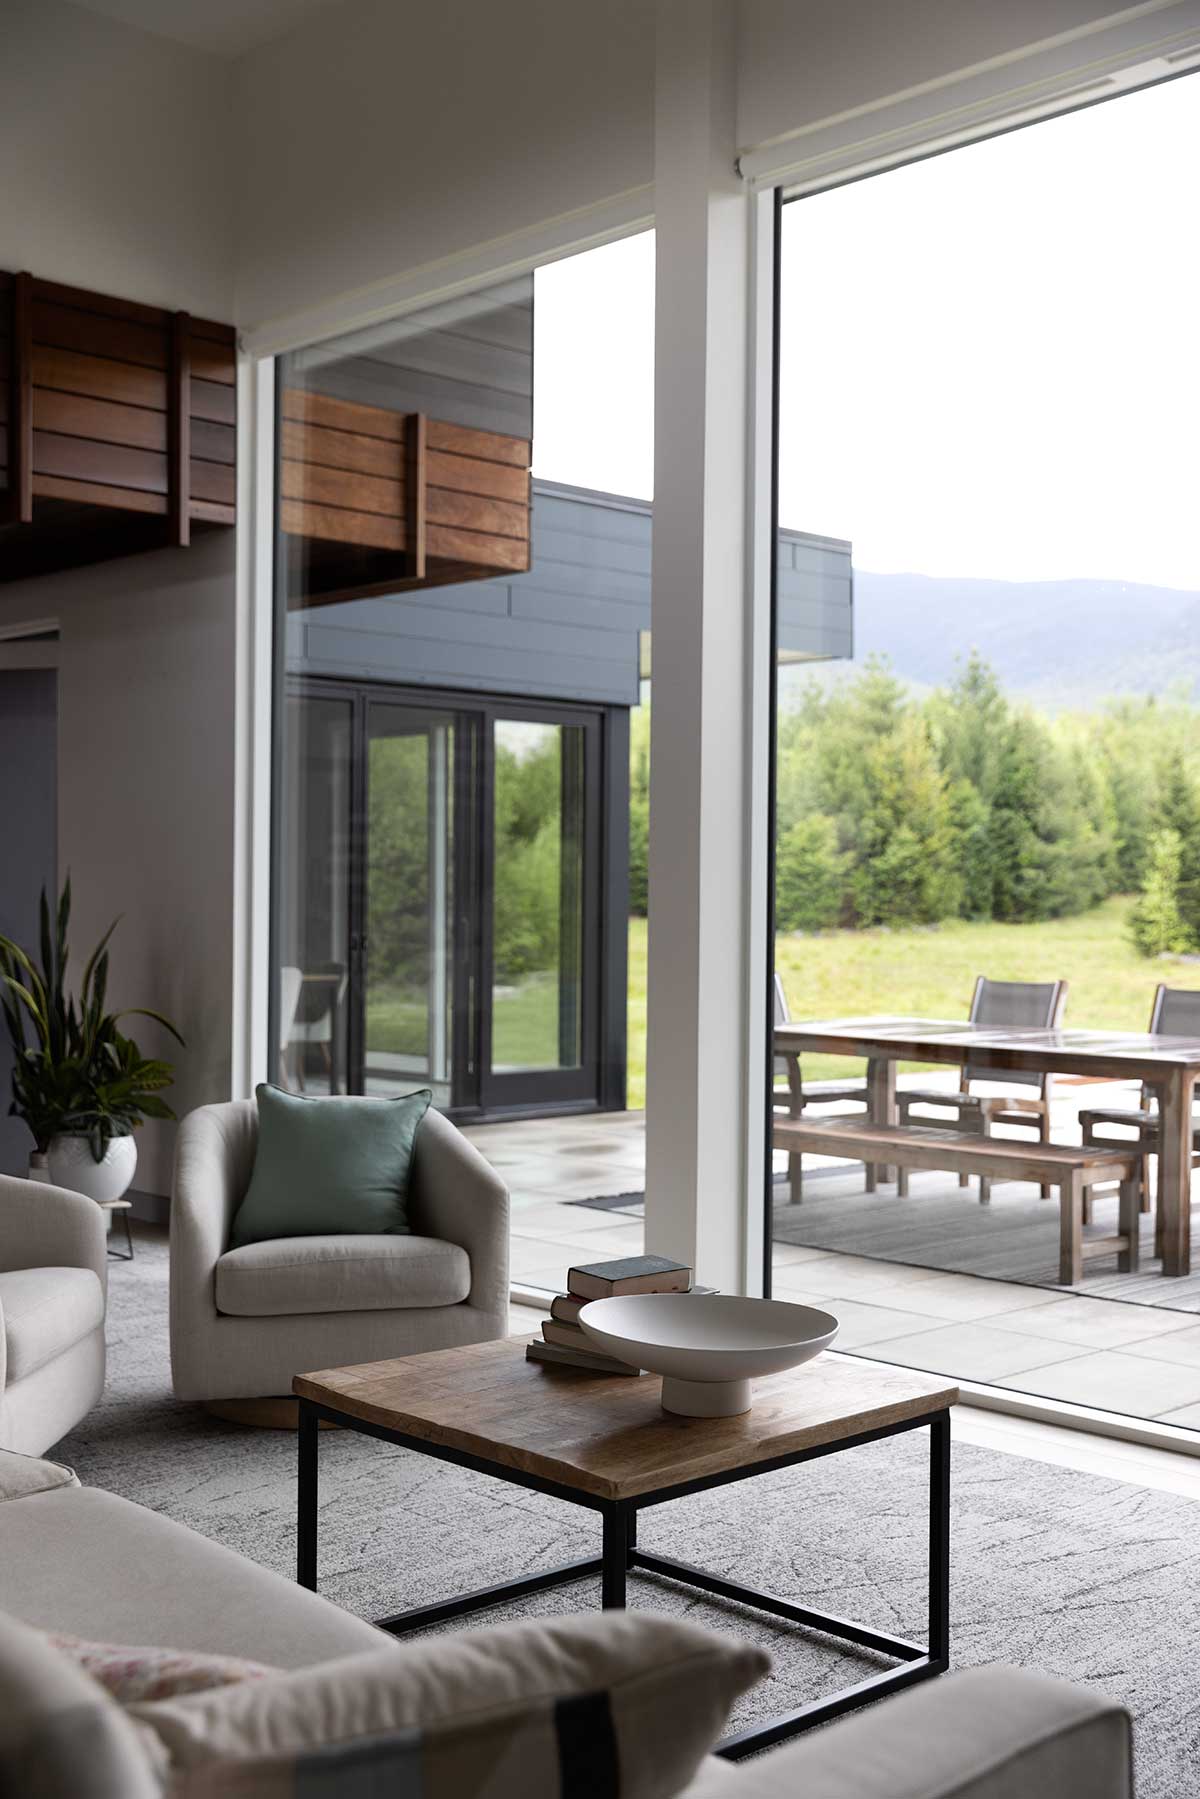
[624,896,1200,1107]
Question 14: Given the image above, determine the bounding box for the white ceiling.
[70,0,339,58]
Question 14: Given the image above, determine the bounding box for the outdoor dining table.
[773,1016,1200,1277]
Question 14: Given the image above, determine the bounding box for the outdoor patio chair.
[774,973,873,1202]
[1078,983,1200,1243]
[895,976,1067,1202]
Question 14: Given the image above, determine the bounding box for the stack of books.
[526,1254,698,1377]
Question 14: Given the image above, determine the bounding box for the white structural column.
[643,0,772,1294]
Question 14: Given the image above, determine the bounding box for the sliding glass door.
[275,683,605,1115]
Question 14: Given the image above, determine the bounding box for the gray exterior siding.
[284,278,533,440]
[288,481,852,705]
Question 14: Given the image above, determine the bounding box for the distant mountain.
[786,572,1200,711]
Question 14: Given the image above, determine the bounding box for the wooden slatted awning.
[279,386,531,608]
[0,272,236,583]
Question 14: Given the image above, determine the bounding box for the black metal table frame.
[297,1399,950,1759]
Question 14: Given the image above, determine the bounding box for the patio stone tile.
[854,1322,1089,1383]
[878,1272,1063,1323]
[771,1286,936,1348]
[771,1243,833,1267]
[1154,1400,1200,1429]
[1120,1326,1200,1369]
[505,1202,637,1237]
[997,1349,1200,1417]
[988,1294,1197,1350]
[784,1253,947,1299]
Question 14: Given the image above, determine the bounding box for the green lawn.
[371,897,1183,1106]
[367,973,561,1071]
[625,896,1200,1106]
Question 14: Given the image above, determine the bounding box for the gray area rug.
[56,1229,1200,1795]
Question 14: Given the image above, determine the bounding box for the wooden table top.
[776,1014,1200,1083]
[294,1338,957,1502]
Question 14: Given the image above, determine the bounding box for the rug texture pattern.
[50,1231,1200,1795]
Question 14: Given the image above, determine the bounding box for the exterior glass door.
[276,682,606,1115]
[363,704,462,1110]
[482,711,598,1107]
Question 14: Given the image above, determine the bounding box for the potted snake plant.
[0,881,184,1206]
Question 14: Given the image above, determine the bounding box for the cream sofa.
[0,1175,106,1454]
[170,1100,510,1404]
[0,1449,1133,1797]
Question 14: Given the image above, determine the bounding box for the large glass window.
[768,74,1200,1427]
[271,238,654,1290]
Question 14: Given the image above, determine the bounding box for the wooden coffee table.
[294,1339,955,1758]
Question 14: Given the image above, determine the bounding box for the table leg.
[601,1505,630,1608]
[867,1056,897,1188]
[928,1413,950,1670]
[1159,1070,1194,1277]
[297,1400,318,1590]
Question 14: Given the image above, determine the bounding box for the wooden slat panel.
[279,417,402,481]
[425,483,527,541]
[11,272,33,523]
[280,458,405,519]
[406,411,426,580]
[191,417,235,464]
[189,316,236,345]
[34,298,166,371]
[190,458,235,506]
[33,277,166,329]
[32,429,167,495]
[168,311,190,547]
[426,521,530,572]
[281,386,405,443]
[32,472,166,515]
[34,345,166,411]
[280,496,406,552]
[426,416,528,468]
[32,388,166,452]
[189,333,235,386]
[189,496,236,525]
[427,447,528,504]
[190,377,236,427]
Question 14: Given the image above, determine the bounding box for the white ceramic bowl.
[578,1293,838,1416]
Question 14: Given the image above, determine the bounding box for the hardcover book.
[566,1254,692,1301]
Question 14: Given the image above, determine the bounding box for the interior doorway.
[276,680,619,1118]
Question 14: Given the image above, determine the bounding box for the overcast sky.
[534,72,1198,590]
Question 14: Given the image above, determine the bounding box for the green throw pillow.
[230,1085,432,1249]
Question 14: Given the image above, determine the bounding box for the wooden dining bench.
[773,1117,1141,1286]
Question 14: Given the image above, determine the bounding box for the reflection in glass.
[278,695,352,1094]
[366,707,456,1107]
[491,720,584,1073]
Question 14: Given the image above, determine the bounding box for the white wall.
[0,0,234,315]
[0,537,238,1197]
[232,0,654,331]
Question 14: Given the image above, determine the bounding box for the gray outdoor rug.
[55,1230,1200,1795]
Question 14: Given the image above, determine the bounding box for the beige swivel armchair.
[169,1101,510,1419]
[0,1175,107,1454]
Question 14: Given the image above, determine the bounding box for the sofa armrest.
[169,1102,258,1397]
[407,1110,509,1324]
[0,1175,106,1291]
[717,1666,1131,1799]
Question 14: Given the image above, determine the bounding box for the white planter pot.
[46,1133,137,1207]
[26,1153,50,1184]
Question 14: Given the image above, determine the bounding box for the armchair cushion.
[0,1267,104,1382]
[215,1234,471,1317]
[0,1446,79,1502]
[230,1084,432,1248]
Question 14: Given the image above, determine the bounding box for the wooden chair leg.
[897,1167,909,1197]
[1038,1109,1051,1201]
[1118,1175,1140,1274]
[1059,1171,1083,1286]
[788,1151,803,1205]
[979,1114,992,1204]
